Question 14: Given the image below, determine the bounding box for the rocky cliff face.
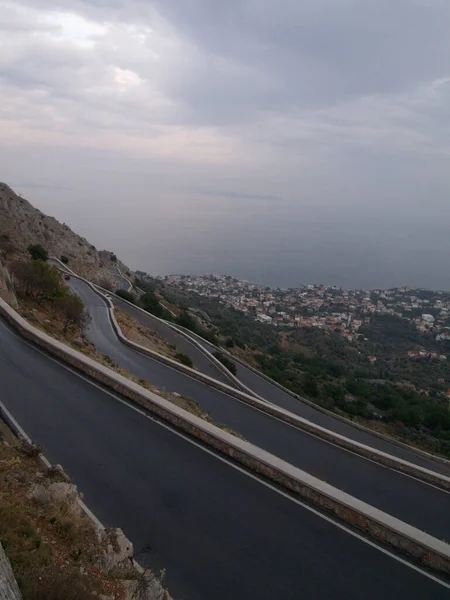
[0,542,22,600]
[0,183,132,283]
[0,261,18,308]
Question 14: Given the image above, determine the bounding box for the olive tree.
[54,295,91,335]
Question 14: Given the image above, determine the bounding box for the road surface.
[108,266,131,291]
[68,277,450,542]
[112,298,234,385]
[174,324,450,476]
[0,318,448,600]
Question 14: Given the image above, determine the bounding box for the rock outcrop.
[0,261,18,307]
[0,182,132,284]
[0,542,22,600]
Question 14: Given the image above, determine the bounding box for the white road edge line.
[69,288,450,493]
[2,322,448,590]
[71,277,450,485]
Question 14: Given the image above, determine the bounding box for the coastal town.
[165,274,450,355]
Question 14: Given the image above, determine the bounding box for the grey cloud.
[148,0,450,118]
[10,0,450,130]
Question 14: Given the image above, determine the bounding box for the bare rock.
[27,483,50,505]
[47,464,70,480]
[95,528,134,573]
[0,541,22,600]
[122,573,170,600]
[107,528,133,565]
[0,183,133,283]
[48,482,81,517]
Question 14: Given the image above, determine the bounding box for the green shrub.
[140,291,172,320]
[175,353,193,368]
[27,244,48,262]
[12,260,66,304]
[60,255,69,264]
[115,289,136,304]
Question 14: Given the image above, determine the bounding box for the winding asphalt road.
[164,317,450,476]
[112,299,233,385]
[108,266,131,292]
[0,318,449,600]
[68,277,450,542]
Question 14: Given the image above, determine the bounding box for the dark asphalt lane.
[233,359,450,475]
[176,327,450,478]
[107,267,130,291]
[67,278,450,542]
[56,258,449,478]
[111,295,233,386]
[0,319,448,600]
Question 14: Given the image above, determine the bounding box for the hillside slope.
[0,182,132,284]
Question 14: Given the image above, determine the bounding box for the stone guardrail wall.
[50,256,253,395]
[115,267,133,293]
[47,259,450,490]
[174,322,450,469]
[112,288,264,398]
[47,255,450,467]
[103,289,450,491]
[0,296,450,576]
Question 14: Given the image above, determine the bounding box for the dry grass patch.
[114,308,189,365]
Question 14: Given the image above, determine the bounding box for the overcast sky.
[1,1,450,288]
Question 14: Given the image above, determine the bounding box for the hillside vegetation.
[151,280,450,458]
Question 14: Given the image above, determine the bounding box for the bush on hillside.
[27,244,48,262]
[12,260,66,304]
[60,255,69,264]
[115,289,136,304]
[140,291,171,319]
[176,310,217,344]
[55,295,91,334]
[175,353,194,368]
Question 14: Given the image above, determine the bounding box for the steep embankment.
[0,182,132,286]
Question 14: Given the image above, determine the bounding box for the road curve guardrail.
[49,258,256,395]
[174,322,450,470]
[0,295,449,576]
[48,258,450,490]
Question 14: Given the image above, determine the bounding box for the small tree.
[55,295,91,335]
[303,372,319,398]
[140,291,165,318]
[110,253,117,263]
[27,244,48,262]
[12,260,65,304]
[115,289,136,304]
[60,255,69,264]
[175,352,194,368]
